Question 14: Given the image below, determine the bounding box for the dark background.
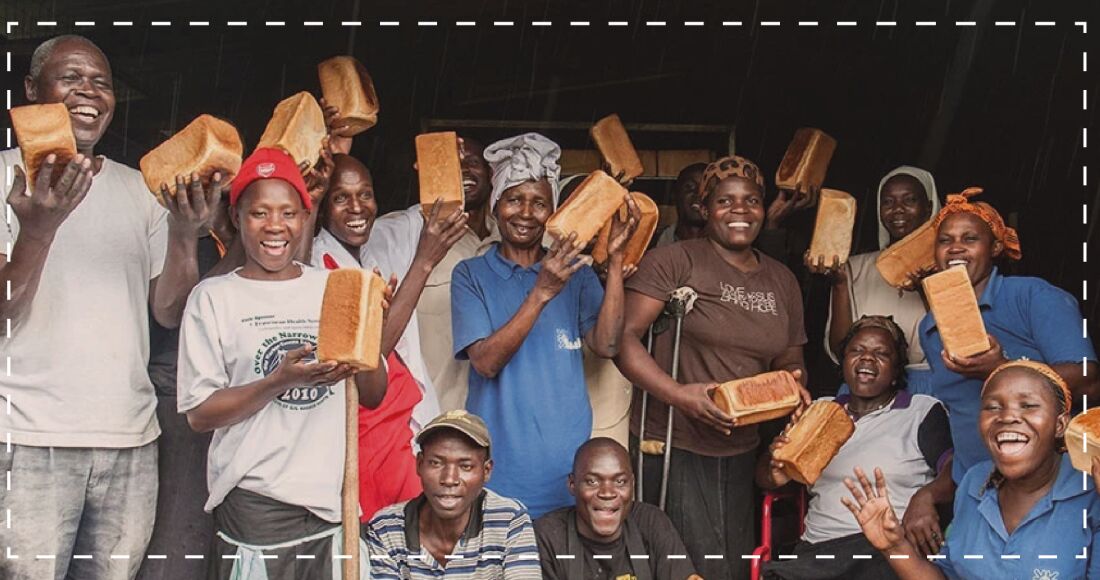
[2,0,1095,379]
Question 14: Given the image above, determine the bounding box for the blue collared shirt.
[451,244,603,518]
[916,268,1097,482]
[936,453,1100,579]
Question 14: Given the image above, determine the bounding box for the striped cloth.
[366,489,543,579]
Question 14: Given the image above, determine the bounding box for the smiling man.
[366,410,542,579]
[0,35,221,580]
[535,438,699,580]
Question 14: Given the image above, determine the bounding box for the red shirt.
[359,352,423,521]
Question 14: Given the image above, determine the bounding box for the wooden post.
[342,376,360,580]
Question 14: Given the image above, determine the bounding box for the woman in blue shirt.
[450,133,639,518]
[844,360,1100,579]
[916,187,1097,486]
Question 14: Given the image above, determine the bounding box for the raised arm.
[584,194,639,358]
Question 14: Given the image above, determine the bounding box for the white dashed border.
[0,18,1093,566]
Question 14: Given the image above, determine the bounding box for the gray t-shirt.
[0,148,167,448]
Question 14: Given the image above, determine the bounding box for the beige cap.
[416,410,492,455]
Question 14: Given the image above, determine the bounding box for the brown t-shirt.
[626,238,807,456]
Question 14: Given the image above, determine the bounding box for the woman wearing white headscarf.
[819,166,941,388]
[450,133,639,517]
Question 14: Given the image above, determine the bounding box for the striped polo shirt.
[366,489,542,579]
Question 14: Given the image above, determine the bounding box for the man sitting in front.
[366,410,541,579]
[535,438,701,580]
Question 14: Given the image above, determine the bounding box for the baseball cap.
[229,147,312,210]
[416,410,492,456]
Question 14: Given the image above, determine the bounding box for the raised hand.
[319,97,353,154]
[841,466,906,552]
[8,154,94,240]
[533,233,588,303]
[941,333,1007,380]
[414,197,469,268]
[804,251,846,282]
[162,171,226,236]
[605,193,641,261]
[301,137,336,206]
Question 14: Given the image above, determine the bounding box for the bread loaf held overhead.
[546,170,628,247]
[10,103,77,187]
[772,400,855,485]
[415,131,464,218]
[256,92,327,171]
[775,128,837,209]
[922,266,991,358]
[317,269,386,371]
[590,114,644,183]
[875,220,937,289]
[317,56,379,137]
[711,370,802,427]
[807,189,856,266]
[591,192,660,268]
[139,114,243,207]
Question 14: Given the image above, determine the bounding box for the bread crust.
[590,114,644,182]
[317,269,385,370]
[875,221,937,288]
[256,92,326,171]
[591,192,660,267]
[546,170,628,246]
[772,400,855,484]
[10,103,77,187]
[317,56,379,137]
[775,128,837,207]
[711,370,802,426]
[415,132,464,218]
[139,114,243,206]
[808,189,856,265]
[921,266,991,358]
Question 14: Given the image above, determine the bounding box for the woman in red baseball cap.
[177,146,388,579]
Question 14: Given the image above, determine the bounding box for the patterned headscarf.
[932,187,1022,260]
[698,155,766,203]
[983,359,1072,416]
[483,133,562,210]
[838,315,911,389]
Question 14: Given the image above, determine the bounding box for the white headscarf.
[876,165,942,249]
[483,132,562,210]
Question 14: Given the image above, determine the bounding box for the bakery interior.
[1,0,1094,386]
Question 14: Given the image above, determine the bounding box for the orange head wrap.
[982,359,1072,416]
[698,155,766,203]
[932,187,1022,261]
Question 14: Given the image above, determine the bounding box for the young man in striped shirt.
[366,410,542,579]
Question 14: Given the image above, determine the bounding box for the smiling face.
[233,179,307,279]
[494,179,553,250]
[935,212,1003,289]
[322,155,377,251]
[417,430,492,522]
[25,38,115,154]
[842,327,902,400]
[979,368,1068,481]
[880,174,932,243]
[569,441,634,542]
[673,164,706,226]
[460,137,492,211]
[700,176,766,251]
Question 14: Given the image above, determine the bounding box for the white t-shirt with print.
[178,266,350,522]
[0,148,167,448]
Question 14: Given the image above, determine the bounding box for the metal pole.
[636,327,654,500]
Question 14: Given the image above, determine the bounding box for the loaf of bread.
[317,56,379,137]
[591,192,660,267]
[807,189,856,265]
[772,400,855,484]
[922,266,991,358]
[711,370,802,426]
[875,221,937,288]
[775,128,837,209]
[415,132,464,218]
[139,115,243,207]
[10,103,77,187]
[590,114,644,182]
[546,170,628,247]
[256,92,326,171]
[317,269,385,370]
[1066,408,1100,472]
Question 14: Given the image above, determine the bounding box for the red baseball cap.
[229,147,312,210]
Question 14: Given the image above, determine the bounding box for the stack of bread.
[710,370,802,426]
[139,115,243,207]
[10,103,77,186]
[415,131,464,218]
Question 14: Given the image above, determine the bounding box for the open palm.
[841,467,906,552]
